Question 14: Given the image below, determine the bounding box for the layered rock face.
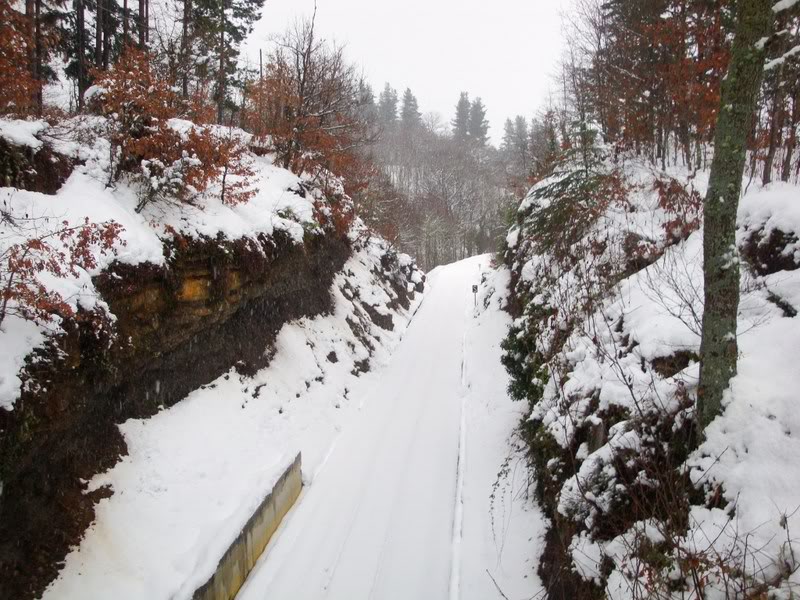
[0,229,351,598]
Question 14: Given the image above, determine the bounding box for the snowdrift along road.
[237,255,545,600]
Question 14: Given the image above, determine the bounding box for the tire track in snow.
[449,330,470,600]
[366,385,436,599]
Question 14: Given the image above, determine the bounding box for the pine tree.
[64,0,136,108]
[468,97,489,146]
[194,0,264,123]
[501,118,515,152]
[357,81,378,125]
[17,0,74,113]
[400,87,421,130]
[513,115,529,166]
[528,111,560,176]
[377,83,398,128]
[451,91,470,142]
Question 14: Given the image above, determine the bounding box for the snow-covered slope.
[41,237,424,600]
[0,115,427,599]
[0,116,322,411]
[504,159,800,598]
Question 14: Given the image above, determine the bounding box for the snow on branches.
[90,48,254,211]
[0,207,123,329]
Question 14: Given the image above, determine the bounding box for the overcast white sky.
[243,0,568,145]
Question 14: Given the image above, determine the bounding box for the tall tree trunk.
[138,0,145,48]
[34,0,42,114]
[181,0,191,98]
[95,0,103,66]
[25,0,35,111]
[762,90,785,185]
[764,13,789,185]
[782,94,798,182]
[217,0,225,124]
[123,0,128,46]
[102,0,111,68]
[697,0,773,429]
[77,0,85,109]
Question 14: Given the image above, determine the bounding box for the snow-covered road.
[238,256,545,600]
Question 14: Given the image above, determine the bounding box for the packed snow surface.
[238,255,545,600]
[42,254,544,600]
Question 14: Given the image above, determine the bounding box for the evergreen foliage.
[451,91,470,142]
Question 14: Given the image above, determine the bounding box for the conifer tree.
[400,87,421,130]
[194,0,264,123]
[501,118,515,152]
[468,97,489,146]
[451,91,470,142]
[15,0,76,113]
[513,116,529,166]
[377,83,398,128]
[358,81,378,126]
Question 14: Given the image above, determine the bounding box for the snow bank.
[739,181,800,265]
[459,263,547,599]
[0,119,46,149]
[41,237,423,600]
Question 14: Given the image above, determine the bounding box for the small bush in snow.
[90,48,254,211]
[0,209,123,328]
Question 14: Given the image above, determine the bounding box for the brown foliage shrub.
[91,48,253,211]
[0,0,39,115]
[241,20,372,196]
[0,213,123,328]
[654,176,702,243]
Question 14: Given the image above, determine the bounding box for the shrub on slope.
[503,157,800,599]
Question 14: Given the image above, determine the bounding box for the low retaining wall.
[193,453,302,600]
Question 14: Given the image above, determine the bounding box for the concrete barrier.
[193,453,302,600]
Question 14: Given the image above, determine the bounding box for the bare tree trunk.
[698,0,772,429]
[181,0,191,97]
[138,0,145,48]
[762,88,785,185]
[123,0,128,46]
[25,0,35,111]
[34,0,42,114]
[102,0,112,69]
[679,119,692,170]
[782,94,798,182]
[77,0,85,109]
[217,1,225,124]
[95,0,103,66]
